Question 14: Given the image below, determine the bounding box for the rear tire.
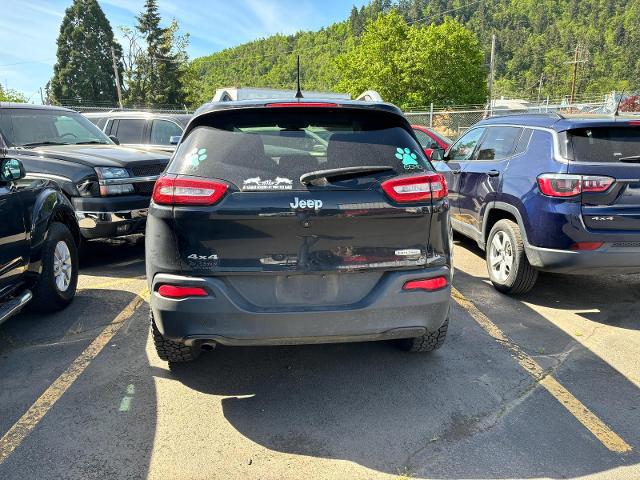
[151,311,199,363]
[396,317,448,352]
[486,219,538,294]
[30,222,78,312]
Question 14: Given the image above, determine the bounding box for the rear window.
[569,126,640,163]
[167,108,432,190]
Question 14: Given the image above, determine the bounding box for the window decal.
[396,147,423,170]
[187,147,208,167]
[242,176,293,191]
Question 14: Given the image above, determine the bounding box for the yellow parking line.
[452,287,632,454]
[77,276,146,291]
[0,289,149,465]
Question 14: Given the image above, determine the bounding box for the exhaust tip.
[200,343,216,351]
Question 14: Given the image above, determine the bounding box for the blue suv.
[434,113,640,294]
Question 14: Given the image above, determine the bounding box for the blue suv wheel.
[486,219,538,294]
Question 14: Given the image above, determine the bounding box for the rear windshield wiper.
[19,141,70,147]
[619,155,640,162]
[300,166,395,185]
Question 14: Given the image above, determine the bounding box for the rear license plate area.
[275,275,339,304]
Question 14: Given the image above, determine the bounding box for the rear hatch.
[567,122,640,232]
[157,105,445,306]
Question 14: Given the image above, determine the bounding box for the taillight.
[158,285,208,299]
[381,173,448,203]
[403,277,448,291]
[152,176,228,206]
[537,174,614,197]
[265,102,339,108]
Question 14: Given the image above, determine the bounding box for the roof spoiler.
[355,90,383,102]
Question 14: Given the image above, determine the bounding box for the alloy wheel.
[489,231,514,282]
[53,240,73,292]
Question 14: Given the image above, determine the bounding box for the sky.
[0,0,369,102]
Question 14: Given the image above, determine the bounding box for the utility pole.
[566,43,588,106]
[569,43,579,105]
[537,74,544,104]
[39,87,44,105]
[488,34,496,116]
[110,45,124,109]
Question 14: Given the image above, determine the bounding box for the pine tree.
[49,0,122,105]
[349,6,364,37]
[126,0,187,107]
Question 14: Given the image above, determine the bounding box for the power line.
[0,58,55,67]
[406,0,487,26]
[3,0,488,72]
[185,0,489,68]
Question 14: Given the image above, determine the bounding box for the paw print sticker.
[187,147,208,167]
[395,147,420,168]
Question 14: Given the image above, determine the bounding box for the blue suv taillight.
[537,173,614,197]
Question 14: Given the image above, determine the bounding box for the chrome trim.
[0,290,32,325]
[99,175,159,186]
[76,208,148,229]
[25,172,72,183]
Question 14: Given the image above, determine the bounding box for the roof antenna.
[295,55,304,99]
[613,90,626,117]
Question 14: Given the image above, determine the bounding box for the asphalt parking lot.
[0,235,639,479]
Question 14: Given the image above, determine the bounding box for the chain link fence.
[405,108,486,140]
[58,91,637,141]
[404,92,626,140]
[59,101,193,114]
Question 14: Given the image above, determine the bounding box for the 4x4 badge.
[188,254,219,260]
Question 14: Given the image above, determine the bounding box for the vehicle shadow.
[79,235,146,280]
[165,290,640,478]
[454,233,640,331]
[0,289,156,480]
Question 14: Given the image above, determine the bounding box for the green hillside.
[184,0,640,107]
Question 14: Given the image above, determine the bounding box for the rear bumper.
[526,244,640,274]
[150,268,452,346]
[72,195,151,239]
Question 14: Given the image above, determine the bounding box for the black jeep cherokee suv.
[146,99,452,362]
[0,103,170,240]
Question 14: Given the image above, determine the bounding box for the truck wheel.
[396,317,448,352]
[486,219,538,294]
[151,311,200,363]
[30,222,78,312]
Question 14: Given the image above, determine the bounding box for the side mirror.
[109,135,120,145]
[169,135,181,145]
[429,148,446,161]
[0,158,26,182]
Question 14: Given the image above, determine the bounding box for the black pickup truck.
[0,153,80,325]
[0,103,171,240]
